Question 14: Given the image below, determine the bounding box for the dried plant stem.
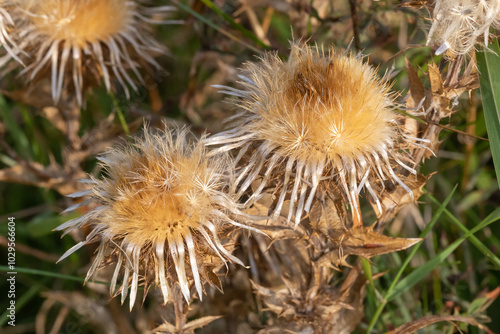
[173,285,187,330]
[348,0,361,51]
[261,7,274,35]
[174,1,261,53]
[0,236,59,262]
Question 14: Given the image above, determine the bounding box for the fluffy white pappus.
[206,44,430,227]
[56,126,262,310]
[427,0,500,56]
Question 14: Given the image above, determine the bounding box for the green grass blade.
[198,0,269,49]
[428,194,500,269]
[0,278,48,327]
[366,185,457,333]
[0,95,32,159]
[362,258,375,288]
[0,266,109,285]
[388,207,500,301]
[362,258,377,316]
[109,91,130,135]
[477,39,500,190]
[175,2,261,53]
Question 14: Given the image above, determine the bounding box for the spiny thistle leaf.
[336,227,421,259]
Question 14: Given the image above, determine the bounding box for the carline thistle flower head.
[56,127,260,310]
[427,0,500,56]
[14,0,176,106]
[0,1,23,66]
[206,44,426,227]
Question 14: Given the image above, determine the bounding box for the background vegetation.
[1,0,499,333]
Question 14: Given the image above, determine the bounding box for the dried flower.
[427,0,500,56]
[56,127,260,310]
[15,0,176,106]
[0,1,23,65]
[206,44,428,226]
[252,265,366,334]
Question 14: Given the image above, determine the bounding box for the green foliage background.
[1,0,500,333]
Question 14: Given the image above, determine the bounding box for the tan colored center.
[26,0,132,46]
[108,188,203,243]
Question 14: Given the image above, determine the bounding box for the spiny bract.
[0,0,23,65]
[56,127,258,310]
[14,0,175,106]
[206,44,427,227]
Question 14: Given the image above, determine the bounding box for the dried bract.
[56,127,258,310]
[15,0,175,106]
[252,263,366,334]
[206,44,426,226]
[0,0,23,66]
[427,0,500,56]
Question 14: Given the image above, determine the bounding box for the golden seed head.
[240,44,396,163]
[14,0,174,106]
[21,0,132,47]
[207,44,421,226]
[0,1,23,64]
[57,127,252,309]
[99,129,226,245]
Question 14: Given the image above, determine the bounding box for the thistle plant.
[56,127,261,310]
[206,44,430,226]
[1,1,498,333]
[427,0,500,56]
[0,0,22,66]
[11,0,176,106]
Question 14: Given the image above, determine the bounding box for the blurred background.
[1,0,499,333]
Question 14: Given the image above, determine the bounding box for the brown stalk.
[348,0,360,51]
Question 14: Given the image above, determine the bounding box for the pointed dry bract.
[56,127,258,310]
[14,0,176,106]
[0,0,23,66]
[206,44,429,226]
[252,264,366,334]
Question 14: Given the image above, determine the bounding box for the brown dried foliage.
[0,1,496,333]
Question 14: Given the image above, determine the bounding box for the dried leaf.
[41,107,68,135]
[316,251,350,271]
[153,321,177,333]
[0,162,81,195]
[337,227,421,259]
[377,173,431,224]
[428,63,452,115]
[39,291,118,334]
[428,63,444,96]
[183,315,223,331]
[405,58,426,108]
[251,263,366,334]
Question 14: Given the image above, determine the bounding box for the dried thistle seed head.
[15,0,175,106]
[206,44,424,226]
[252,263,366,334]
[56,127,257,310]
[0,1,23,65]
[427,0,500,56]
